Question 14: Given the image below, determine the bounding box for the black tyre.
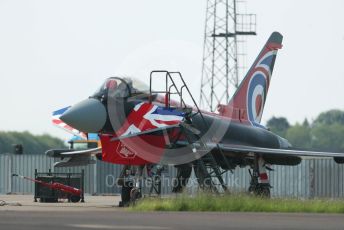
[193,164,212,190]
[249,184,271,198]
[70,195,81,203]
[40,197,58,203]
[130,188,142,205]
[121,182,133,206]
[172,165,192,193]
[259,186,271,198]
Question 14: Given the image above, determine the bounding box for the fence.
[1,153,344,198]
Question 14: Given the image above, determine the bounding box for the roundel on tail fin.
[246,47,279,126]
[221,32,283,127]
[247,71,267,124]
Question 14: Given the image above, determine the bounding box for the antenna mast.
[200,0,256,112]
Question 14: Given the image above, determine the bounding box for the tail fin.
[219,32,283,127]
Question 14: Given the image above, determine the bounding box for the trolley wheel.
[40,197,58,203]
[70,195,81,203]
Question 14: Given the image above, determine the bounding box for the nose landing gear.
[118,164,164,207]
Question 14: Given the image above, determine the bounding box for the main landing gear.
[118,165,143,207]
[248,155,271,197]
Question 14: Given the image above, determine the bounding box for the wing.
[214,143,344,158]
[46,147,102,157]
[46,147,102,167]
[54,155,97,167]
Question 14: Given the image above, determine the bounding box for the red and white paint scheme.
[52,107,87,139]
[218,37,282,128]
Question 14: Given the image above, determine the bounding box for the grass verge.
[130,194,344,213]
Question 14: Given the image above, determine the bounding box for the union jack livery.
[116,102,185,137]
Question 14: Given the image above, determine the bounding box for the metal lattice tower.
[200,0,256,112]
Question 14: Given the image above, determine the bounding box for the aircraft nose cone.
[60,98,107,133]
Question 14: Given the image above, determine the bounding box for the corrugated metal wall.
[0,154,54,194]
[11,154,54,194]
[0,155,11,194]
[314,159,344,197]
[1,154,344,198]
[95,160,122,194]
[227,160,314,198]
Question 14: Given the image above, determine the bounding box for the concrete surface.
[0,195,344,230]
[0,194,121,211]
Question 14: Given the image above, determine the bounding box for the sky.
[0,0,344,140]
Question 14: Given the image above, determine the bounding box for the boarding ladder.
[149,71,232,193]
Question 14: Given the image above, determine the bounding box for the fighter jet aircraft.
[47,32,344,197]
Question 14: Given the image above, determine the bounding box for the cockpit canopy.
[92,77,150,99]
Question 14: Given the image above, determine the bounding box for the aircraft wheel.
[130,188,142,205]
[172,164,192,193]
[193,163,212,190]
[256,185,270,198]
[249,184,270,198]
[121,182,133,206]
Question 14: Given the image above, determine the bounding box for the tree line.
[267,109,344,152]
[0,131,65,154]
